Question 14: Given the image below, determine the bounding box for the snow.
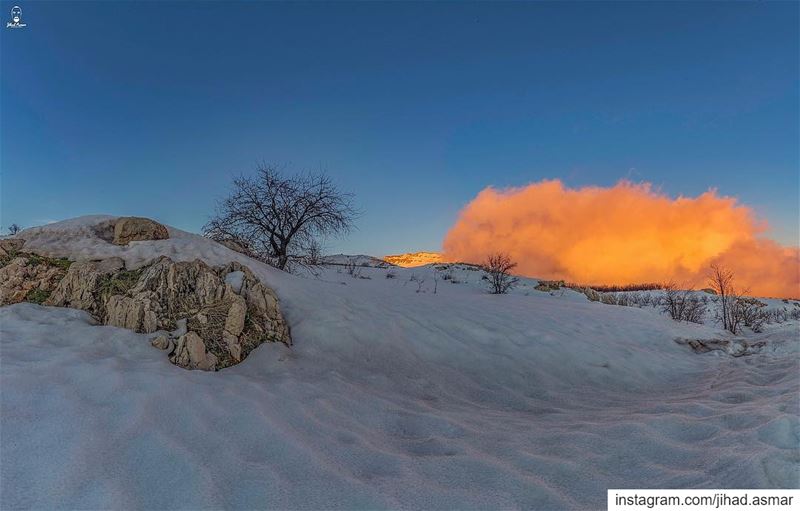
[2,216,799,509]
[224,270,246,294]
[321,254,391,267]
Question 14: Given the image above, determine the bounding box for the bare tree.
[482,252,518,294]
[204,164,358,271]
[7,224,21,235]
[708,263,737,333]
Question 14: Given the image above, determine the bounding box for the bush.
[734,297,768,333]
[534,280,564,292]
[566,282,664,293]
[708,263,738,333]
[662,283,705,324]
[627,291,654,307]
[482,253,518,294]
[578,287,602,302]
[599,293,618,305]
[344,260,361,278]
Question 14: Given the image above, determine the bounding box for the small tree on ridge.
[483,252,518,294]
[204,164,358,271]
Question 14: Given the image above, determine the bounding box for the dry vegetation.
[565,282,665,293]
[482,253,519,294]
[532,263,799,332]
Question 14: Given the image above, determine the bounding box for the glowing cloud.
[442,180,799,298]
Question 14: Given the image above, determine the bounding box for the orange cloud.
[443,180,799,298]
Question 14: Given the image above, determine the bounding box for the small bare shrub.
[734,297,768,333]
[662,282,706,323]
[482,253,518,294]
[301,238,324,266]
[534,280,564,292]
[345,260,362,279]
[615,293,631,307]
[566,282,664,293]
[769,307,788,323]
[708,263,747,334]
[579,287,602,302]
[627,291,654,307]
[599,293,618,305]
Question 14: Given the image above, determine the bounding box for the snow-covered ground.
[1,216,798,509]
[321,253,391,268]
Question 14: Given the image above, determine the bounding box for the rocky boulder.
[0,254,72,306]
[45,254,290,371]
[0,238,25,258]
[46,257,126,317]
[1,225,290,371]
[127,257,290,369]
[675,337,766,357]
[217,239,256,258]
[169,331,218,371]
[112,217,169,245]
[105,294,160,333]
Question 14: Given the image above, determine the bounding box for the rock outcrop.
[112,217,169,245]
[1,216,289,371]
[675,337,766,357]
[0,238,25,258]
[217,239,256,258]
[46,257,126,317]
[0,255,70,305]
[105,294,160,333]
[5,250,290,371]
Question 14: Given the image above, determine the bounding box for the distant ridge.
[382,251,445,267]
[321,254,390,267]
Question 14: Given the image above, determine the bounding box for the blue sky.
[1,1,797,254]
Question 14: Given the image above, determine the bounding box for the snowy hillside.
[1,216,798,509]
[321,253,391,268]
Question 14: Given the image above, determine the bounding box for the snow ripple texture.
[1,216,798,509]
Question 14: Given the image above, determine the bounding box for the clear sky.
[1,1,797,255]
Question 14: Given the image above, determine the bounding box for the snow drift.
[1,216,798,509]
